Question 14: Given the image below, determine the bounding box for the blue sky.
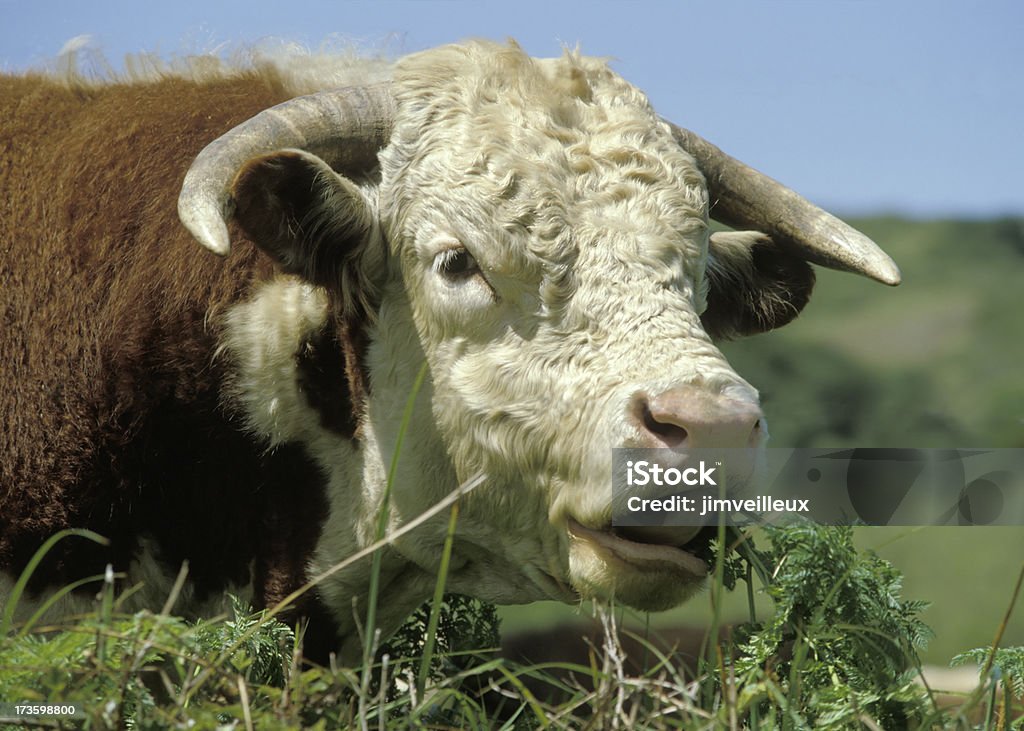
[2,1,1021,217]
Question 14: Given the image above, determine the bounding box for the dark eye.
[432,247,480,280]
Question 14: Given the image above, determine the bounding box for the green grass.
[4,522,1021,729]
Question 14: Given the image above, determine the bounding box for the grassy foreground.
[2,524,1022,729]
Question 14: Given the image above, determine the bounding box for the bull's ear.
[231,149,377,291]
[700,231,815,340]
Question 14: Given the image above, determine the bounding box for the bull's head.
[179,42,898,620]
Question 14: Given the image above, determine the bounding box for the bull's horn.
[178,83,395,256]
[668,123,901,286]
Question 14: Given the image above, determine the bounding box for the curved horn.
[668,123,901,286]
[178,83,395,256]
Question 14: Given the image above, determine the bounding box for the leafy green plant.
[721,524,934,729]
[949,562,1024,730]
[952,646,1024,730]
[953,647,1024,703]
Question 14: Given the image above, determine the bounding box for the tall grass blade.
[363,360,430,673]
[0,528,108,637]
[416,502,460,699]
[956,561,1024,726]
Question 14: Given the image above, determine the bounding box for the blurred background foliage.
[501,216,1024,664]
[724,217,1024,450]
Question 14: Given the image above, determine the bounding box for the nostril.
[641,402,688,446]
[634,388,765,449]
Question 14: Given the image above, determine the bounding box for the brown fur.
[0,71,349,638]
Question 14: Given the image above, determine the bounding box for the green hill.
[722,216,1024,449]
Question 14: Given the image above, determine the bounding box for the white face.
[373,46,762,611]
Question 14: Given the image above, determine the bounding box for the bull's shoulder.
[0,72,304,540]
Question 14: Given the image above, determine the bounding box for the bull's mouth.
[566,518,713,579]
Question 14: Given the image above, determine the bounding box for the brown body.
[0,72,345,625]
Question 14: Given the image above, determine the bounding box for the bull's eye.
[432,247,480,281]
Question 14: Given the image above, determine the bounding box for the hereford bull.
[0,39,899,659]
